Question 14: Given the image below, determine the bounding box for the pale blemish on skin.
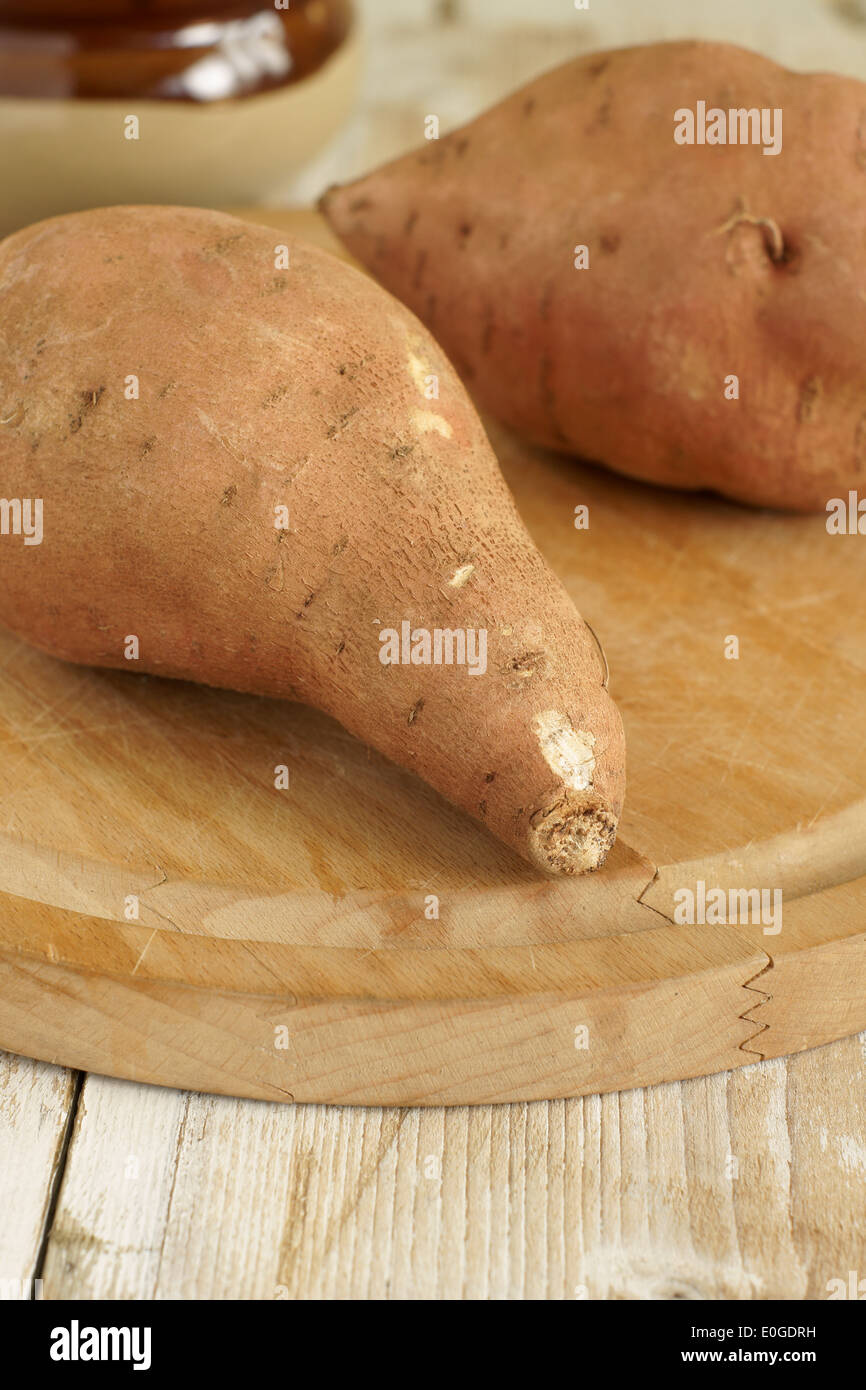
[407,345,448,433]
[412,408,452,439]
[0,402,25,427]
[407,350,430,395]
[196,408,245,462]
[448,563,474,588]
[534,710,596,791]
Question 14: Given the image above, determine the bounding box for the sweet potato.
[321,40,866,512]
[0,206,625,875]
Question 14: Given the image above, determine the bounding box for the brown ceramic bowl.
[0,1,361,233]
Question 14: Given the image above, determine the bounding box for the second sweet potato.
[323,41,866,512]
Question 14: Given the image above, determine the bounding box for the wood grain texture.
[0,1055,77,1292]
[33,1034,866,1300]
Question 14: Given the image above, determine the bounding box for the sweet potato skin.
[0,206,624,874]
[322,41,866,512]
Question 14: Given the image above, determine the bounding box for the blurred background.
[3,0,866,234]
[299,0,866,201]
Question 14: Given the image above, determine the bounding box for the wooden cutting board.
[0,209,864,1105]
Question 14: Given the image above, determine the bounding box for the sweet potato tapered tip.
[529,793,618,876]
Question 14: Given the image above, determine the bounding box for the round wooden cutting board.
[0,210,864,1105]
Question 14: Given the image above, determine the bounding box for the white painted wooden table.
[2,0,865,1301]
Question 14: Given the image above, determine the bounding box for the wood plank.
[0,1051,78,1294]
[41,1037,866,1298]
[785,1033,866,1298]
[38,1075,187,1301]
